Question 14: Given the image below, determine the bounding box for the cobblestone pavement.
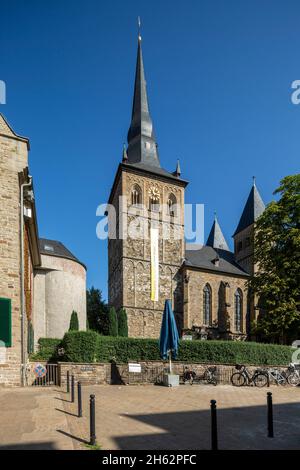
[62,384,300,450]
[0,387,74,450]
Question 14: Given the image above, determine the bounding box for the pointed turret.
[122,143,128,162]
[233,178,265,236]
[174,159,181,177]
[206,214,230,251]
[126,31,160,167]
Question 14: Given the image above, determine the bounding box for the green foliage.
[29,337,62,362]
[86,287,109,334]
[61,331,293,366]
[69,311,79,331]
[117,308,128,337]
[62,330,99,362]
[108,307,118,337]
[249,174,300,343]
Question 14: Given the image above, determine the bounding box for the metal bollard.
[66,371,70,393]
[210,399,218,450]
[90,394,96,446]
[78,382,82,418]
[71,375,75,403]
[267,392,274,438]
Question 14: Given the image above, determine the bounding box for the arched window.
[234,289,243,332]
[203,284,212,325]
[131,184,142,206]
[167,194,177,217]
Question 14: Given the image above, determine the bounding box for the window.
[0,298,12,347]
[167,194,177,217]
[203,284,212,325]
[44,245,54,252]
[237,241,243,252]
[234,289,243,332]
[131,184,142,206]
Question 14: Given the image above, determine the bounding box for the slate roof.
[233,183,265,236]
[185,245,249,276]
[123,161,188,184]
[39,238,86,269]
[206,216,229,251]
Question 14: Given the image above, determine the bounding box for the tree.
[86,287,109,335]
[69,311,79,331]
[249,174,300,343]
[117,308,128,337]
[108,307,118,337]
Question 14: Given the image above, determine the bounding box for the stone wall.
[0,114,29,386]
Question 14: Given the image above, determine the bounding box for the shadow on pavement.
[0,442,56,450]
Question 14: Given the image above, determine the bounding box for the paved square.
[62,384,300,450]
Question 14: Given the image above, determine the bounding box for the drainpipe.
[20,175,32,386]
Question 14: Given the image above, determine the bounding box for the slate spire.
[126,29,160,167]
[233,179,265,236]
[206,213,230,251]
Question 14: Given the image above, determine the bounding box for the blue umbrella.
[159,300,180,373]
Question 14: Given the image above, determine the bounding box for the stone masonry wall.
[0,115,29,386]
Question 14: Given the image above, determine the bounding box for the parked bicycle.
[183,366,218,386]
[286,363,300,386]
[261,367,287,386]
[231,364,269,387]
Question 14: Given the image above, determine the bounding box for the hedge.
[60,331,293,366]
[29,337,62,362]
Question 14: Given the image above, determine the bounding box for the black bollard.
[66,371,70,393]
[78,382,82,418]
[267,392,274,438]
[90,394,96,446]
[71,375,75,403]
[210,399,218,450]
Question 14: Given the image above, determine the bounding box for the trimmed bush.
[29,337,62,362]
[69,310,79,331]
[62,330,99,363]
[117,309,128,337]
[108,307,118,337]
[61,331,293,366]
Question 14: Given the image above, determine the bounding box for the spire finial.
[214,211,217,221]
[138,16,141,41]
[253,175,256,186]
[174,159,181,177]
[122,143,128,162]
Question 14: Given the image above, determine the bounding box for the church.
[108,32,265,341]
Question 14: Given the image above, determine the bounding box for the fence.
[29,363,59,387]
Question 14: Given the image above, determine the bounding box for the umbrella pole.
[169,350,172,374]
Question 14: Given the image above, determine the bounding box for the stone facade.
[108,167,186,337]
[0,114,39,386]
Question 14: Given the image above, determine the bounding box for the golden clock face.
[149,186,160,201]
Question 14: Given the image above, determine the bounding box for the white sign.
[128,363,142,373]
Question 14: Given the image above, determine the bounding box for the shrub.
[108,307,118,337]
[69,311,79,331]
[61,331,293,366]
[62,330,99,362]
[29,337,62,362]
[117,309,128,337]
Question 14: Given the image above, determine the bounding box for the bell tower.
[108,31,188,338]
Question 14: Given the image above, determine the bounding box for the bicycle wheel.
[254,373,269,387]
[288,372,300,387]
[231,372,246,387]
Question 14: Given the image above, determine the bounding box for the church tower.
[108,31,188,338]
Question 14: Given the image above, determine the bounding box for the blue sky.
[1,1,299,299]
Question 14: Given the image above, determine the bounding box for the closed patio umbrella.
[159,299,180,373]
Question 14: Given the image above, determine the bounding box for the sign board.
[182,335,193,341]
[34,363,47,378]
[128,363,142,373]
[80,366,96,372]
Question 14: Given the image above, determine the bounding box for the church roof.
[126,33,160,167]
[233,181,265,236]
[185,245,249,276]
[206,215,229,251]
[39,238,86,269]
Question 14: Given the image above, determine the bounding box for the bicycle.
[286,363,300,387]
[261,368,287,386]
[231,364,269,387]
[183,366,218,386]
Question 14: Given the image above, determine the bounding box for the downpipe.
[20,176,32,387]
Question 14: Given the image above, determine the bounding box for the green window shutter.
[0,298,12,347]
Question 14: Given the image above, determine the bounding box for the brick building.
[108,33,265,340]
[0,114,86,386]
